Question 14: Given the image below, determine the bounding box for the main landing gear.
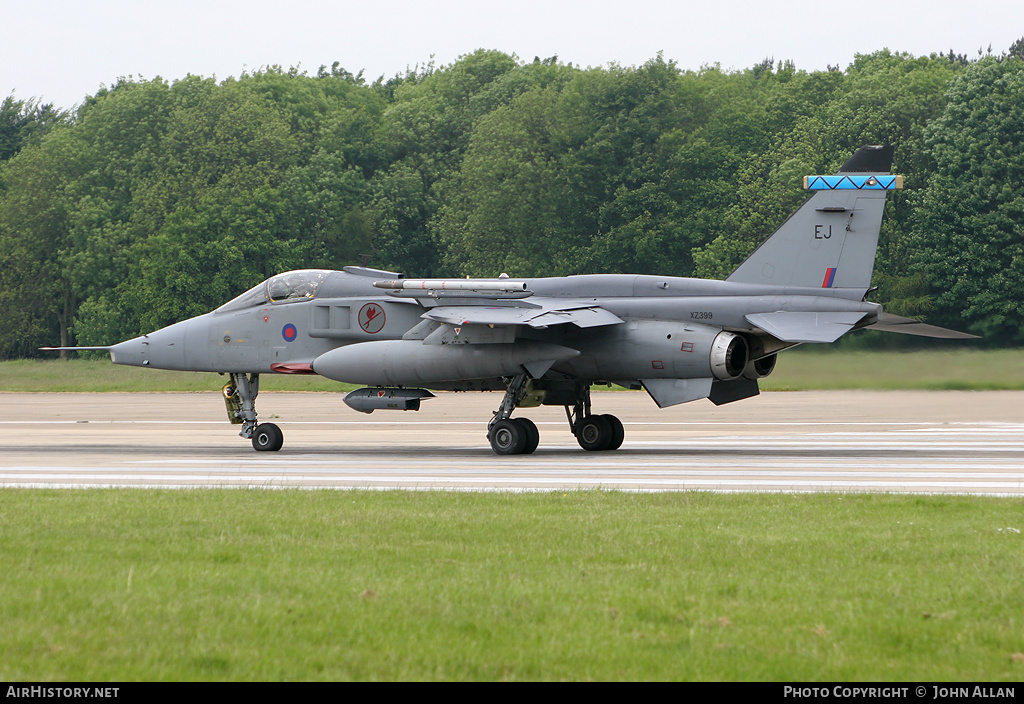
[223,372,284,452]
[486,374,539,455]
[486,376,624,455]
[565,383,624,452]
[223,372,621,455]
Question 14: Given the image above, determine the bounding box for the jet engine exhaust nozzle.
[710,332,749,380]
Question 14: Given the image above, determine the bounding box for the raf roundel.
[282,324,298,342]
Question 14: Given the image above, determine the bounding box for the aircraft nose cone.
[109,336,150,367]
[110,319,192,369]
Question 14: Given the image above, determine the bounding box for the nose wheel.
[251,423,284,452]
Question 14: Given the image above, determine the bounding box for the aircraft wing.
[745,311,869,343]
[382,278,625,329]
[423,302,624,329]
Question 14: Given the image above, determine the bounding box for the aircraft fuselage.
[109,271,880,382]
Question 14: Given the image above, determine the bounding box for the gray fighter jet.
[45,145,975,454]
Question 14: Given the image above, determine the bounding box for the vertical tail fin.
[726,145,898,298]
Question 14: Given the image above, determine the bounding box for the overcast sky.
[4,0,1023,110]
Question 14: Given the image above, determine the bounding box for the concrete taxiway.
[2,390,1024,494]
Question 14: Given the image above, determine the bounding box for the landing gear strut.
[485,377,624,455]
[487,374,539,455]
[224,372,283,452]
[566,384,624,452]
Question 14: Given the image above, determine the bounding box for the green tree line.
[2,45,1023,358]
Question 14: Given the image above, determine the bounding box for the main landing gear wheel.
[564,383,625,452]
[487,374,541,455]
[576,414,624,452]
[517,417,540,454]
[489,419,524,455]
[601,414,624,451]
[488,417,539,455]
[252,422,284,452]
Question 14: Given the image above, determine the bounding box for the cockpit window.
[215,270,332,313]
[267,270,330,303]
[215,281,269,313]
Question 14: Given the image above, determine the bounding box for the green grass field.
[4,348,1024,392]
[4,349,1024,681]
[1,490,1022,681]
[0,358,347,392]
[763,347,1024,391]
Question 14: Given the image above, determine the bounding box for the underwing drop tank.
[313,340,580,386]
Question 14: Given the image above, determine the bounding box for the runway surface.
[3,390,1024,495]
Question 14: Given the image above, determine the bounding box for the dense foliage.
[2,46,1023,358]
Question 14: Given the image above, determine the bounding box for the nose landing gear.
[224,372,283,452]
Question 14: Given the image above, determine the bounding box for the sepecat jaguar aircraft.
[45,145,975,454]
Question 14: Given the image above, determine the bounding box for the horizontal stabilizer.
[746,311,868,343]
[867,313,979,339]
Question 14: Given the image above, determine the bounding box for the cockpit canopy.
[216,270,333,313]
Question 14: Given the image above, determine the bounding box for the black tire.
[601,414,624,451]
[252,422,284,452]
[489,419,526,455]
[515,417,540,454]
[577,415,611,451]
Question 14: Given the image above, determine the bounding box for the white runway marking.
[3,392,1024,495]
